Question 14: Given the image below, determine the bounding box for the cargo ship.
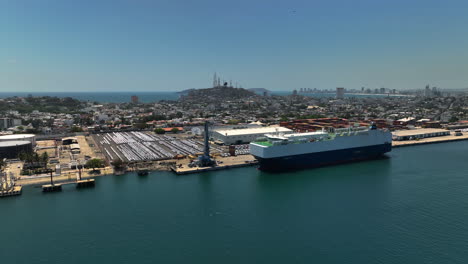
[249,124,392,171]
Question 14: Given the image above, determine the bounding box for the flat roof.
[214,127,292,136]
[392,128,449,137]
[70,143,80,149]
[285,131,327,138]
[0,134,35,139]
[0,140,31,147]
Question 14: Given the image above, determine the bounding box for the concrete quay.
[0,186,22,197]
[392,131,468,148]
[172,155,258,175]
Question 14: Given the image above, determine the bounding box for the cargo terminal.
[392,128,450,141]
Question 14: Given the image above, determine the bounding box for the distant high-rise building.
[131,95,139,104]
[336,87,345,99]
[380,87,386,94]
[424,85,432,97]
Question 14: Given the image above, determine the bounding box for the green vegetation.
[295,114,325,119]
[40,152,49,168]
[228,119,241,125]
[111,158,127,170]
[133,123,148,129]
[253,141,273,147]
[86,158,105,171]
[171,127,179,133]
[19,152,47,169]
[19,151,49,174]
[154,128,166,134]
[0,96,85,114]
[0,159,5,171]
[70,126,84,132]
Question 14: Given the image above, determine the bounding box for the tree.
[86,158,104,171]
[70,126,84,132]
[0,159,5,171]
[134,123,148,130]
[111,158,127,170]
[41,152,49,169]
[18,152,27,162]
[449,116,459,123]
[154,128,166,134]
[34,152,40,163]
[171,127,180,133]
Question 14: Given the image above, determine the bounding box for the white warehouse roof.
[0,134,35,140]
[214,127,292,136]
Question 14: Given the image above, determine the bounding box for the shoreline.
[9,135,468,188]
[392,133,468,148]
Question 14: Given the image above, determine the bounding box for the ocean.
[0,91,401,103]
[0,92,180,103]
[1,141,468,263]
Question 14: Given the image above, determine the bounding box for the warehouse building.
[62,137,78,145]
[212,127,293,145]
[0,134,36,146]
[0,141,33,159]
[392,128,450,141]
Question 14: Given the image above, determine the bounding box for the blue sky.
[1,0,468,92]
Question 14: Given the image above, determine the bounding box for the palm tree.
[41,152,49,169]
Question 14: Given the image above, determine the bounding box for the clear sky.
[1,0,468,92]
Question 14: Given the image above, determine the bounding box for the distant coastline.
[0,90,410,103]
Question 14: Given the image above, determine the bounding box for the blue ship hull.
[254,143,392,172]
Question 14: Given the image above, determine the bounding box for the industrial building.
[0,141,33,159]
[0,134,36,145]
[392,128,450,141]
[212,127,293,145]
[70,144,81,154]
[280,118,352,133]
[62,137,78,145]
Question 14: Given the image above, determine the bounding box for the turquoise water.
[2,141,468,263]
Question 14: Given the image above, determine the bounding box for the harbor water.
[1,141,468,263]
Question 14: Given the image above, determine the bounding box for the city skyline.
[2,0,468,92]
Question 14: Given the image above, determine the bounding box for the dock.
[76,179,95,188]
[0,185,22,197]
[42,184,62,192]
[392,131,468,148]
[173,155,258,175]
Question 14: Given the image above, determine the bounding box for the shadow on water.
[255,155,393,189]
[111,171,132,184]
